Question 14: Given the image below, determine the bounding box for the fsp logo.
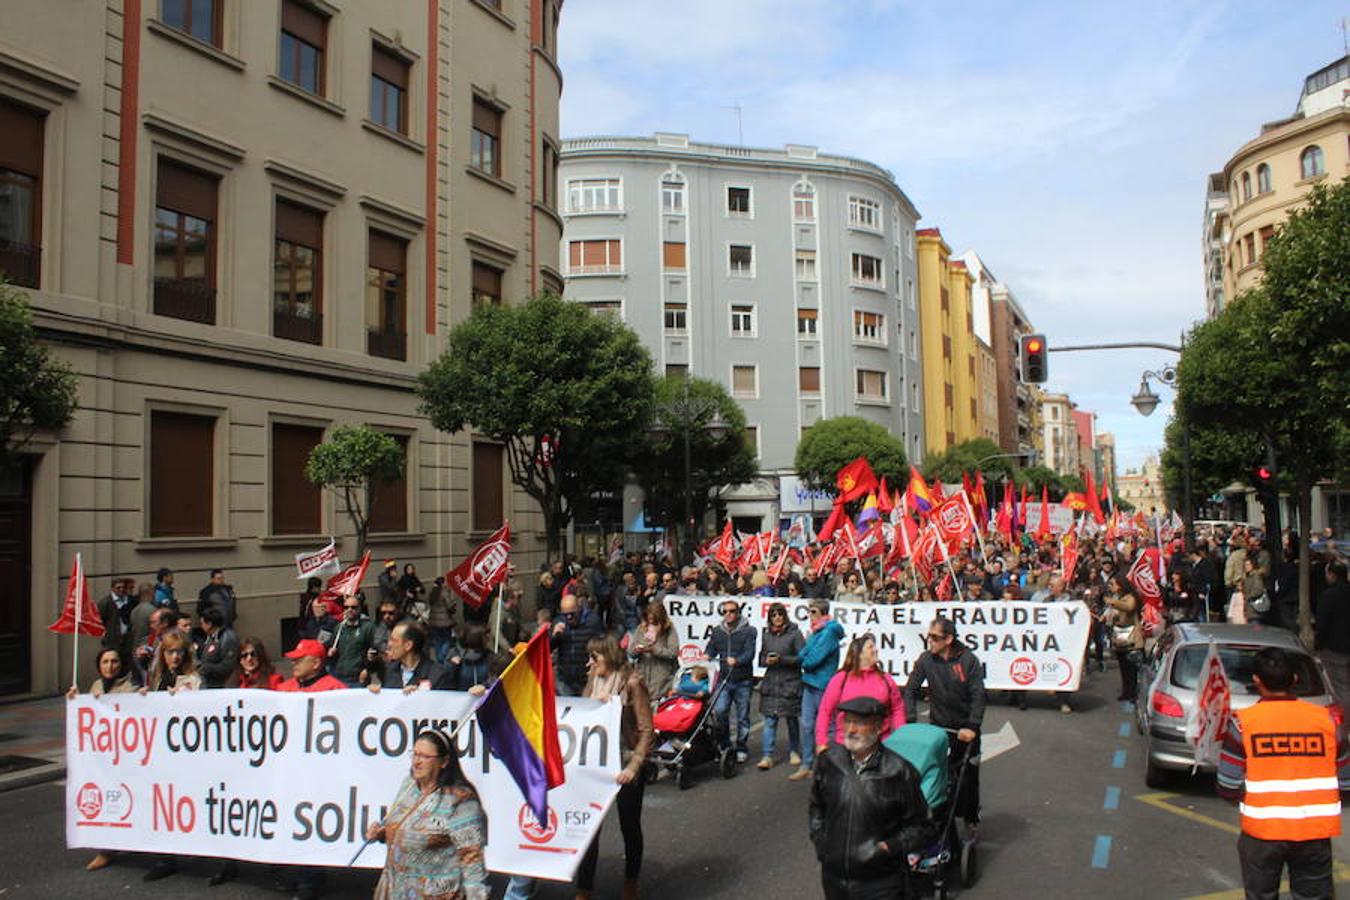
[1251,732,1326,758]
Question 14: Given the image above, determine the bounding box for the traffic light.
[1021,333,1048,383]
[1251,464,1275,492]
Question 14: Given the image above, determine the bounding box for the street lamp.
[1130,364,1192,550]
[649,376,730,561]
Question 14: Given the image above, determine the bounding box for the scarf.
[810,613,832,634]
[99,674,123,694]
[586,669,628,704]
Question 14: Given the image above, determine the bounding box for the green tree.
[1016,465,1063,494]
[920,437,1015,484]
[1159,413,1261,512]
[416,294,656,560]
[0,280,78,469]
[793,416,907,490]
[636,375,756,548]
[305,424,406,554]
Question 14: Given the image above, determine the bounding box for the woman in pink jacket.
[814,633,906,752]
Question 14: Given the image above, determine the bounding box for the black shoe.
[208,861,237,886]
[143,861,177,882]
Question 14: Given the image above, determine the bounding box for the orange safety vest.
[1236,698,1342,841]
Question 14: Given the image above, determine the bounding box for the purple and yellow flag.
[476,627,565,823]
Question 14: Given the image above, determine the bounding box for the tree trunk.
[543,497,563,563]
[1297,476,1314,647]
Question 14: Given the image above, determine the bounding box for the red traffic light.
[1256,466,1272,480]
[1026,338,1042,353]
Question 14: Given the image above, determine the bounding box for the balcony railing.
[568,264,624,276]
[154,277,216,324]
[274,306,323,345]
[367,326,406,361]
[0,239,40,288]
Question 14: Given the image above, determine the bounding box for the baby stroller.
[645,661,736,789]
[884,723,979,899]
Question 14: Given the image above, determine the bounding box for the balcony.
[0,239,40,288]
[567,264,624,276]
[367,326,406,361]
[274,306,323,345]
[154,277,216,324]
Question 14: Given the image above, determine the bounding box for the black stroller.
[885,723,980,898]
[645,662,738,789]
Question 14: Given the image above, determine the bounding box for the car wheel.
[1145,754,1170,789]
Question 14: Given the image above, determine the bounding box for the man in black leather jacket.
[809,696,934,899]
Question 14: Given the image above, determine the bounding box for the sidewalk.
[0,695,67,792]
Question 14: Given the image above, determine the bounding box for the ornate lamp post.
[1130,364,1193,551]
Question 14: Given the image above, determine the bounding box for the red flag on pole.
[318,550,372,613]
[713,520,737,569]
[835,457,878,504]
[448,524,513,609]
[816,503,847,543]
[1083,468,1106,524]
[1034,486,1052,540]
[49,553,104,637]
[1127,548,1165,612]
[876,477,894,515]
[933,495,974,545]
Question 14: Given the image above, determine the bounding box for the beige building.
[0,0,562,697]
[1215,55,1348,304]
[1096,432,1118,495]
[1040,392,1079,479]
[975,337,999,444]
[1117,454,1165,516]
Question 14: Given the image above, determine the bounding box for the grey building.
[559,134,923,531]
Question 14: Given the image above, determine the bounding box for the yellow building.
[917,228,978,454]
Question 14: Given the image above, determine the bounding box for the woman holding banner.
[367,729,489,899]
[66,647,138,872]
[137,631,200,882]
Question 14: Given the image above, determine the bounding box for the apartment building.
[1040,392,1079,478]
[1201,172,1228,318]
[0,0,562,696]
[559,134,924,530]
[916,229,978,454]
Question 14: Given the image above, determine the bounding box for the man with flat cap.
[808,696,934,899]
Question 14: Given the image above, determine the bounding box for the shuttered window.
[370,45,409,133]
[272,423,323,535]
[471,98,501,176]
[567,239,622,274]
[274,201,323,342]
[471,261,501,308]
[662,242,686,270]
[732,365,757,397]
[366,231,407,360]
[0,99,45,288]
[472,441,504,531]
[368,433,409,533]
[149,411,214,537]
[279,0,327,94]
[799,367,821,393]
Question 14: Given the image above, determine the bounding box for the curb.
[0,762,65,794]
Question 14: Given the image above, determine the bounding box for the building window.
[471,260,502,308]
[471,98,502,177]
[907,278,916,309]
[940,286,949,311]
[730,304,756,337]
[1243,233,1256,266]
[744,425,759,460]
[149,410,214,537]
[541,139,558,210]
[540,0,559,57]
[566,177,621,213]
[848,195,881,230]
[855,369,887,401]
[1258,225,1275,258]
[795,249,817,281]
[1300,145,1324,179]
[853,310,884,344]
[370,45,410,134]
[583,300,622,319]
[0,100,45,289]
[272,199,323,343]
[797,308,818,337]
[662,241,686,271]
[272,422,323,535]
[366,230,407,360]
[568,238,622,275]
[729,243,753,276]
[792,182,815,221]
[663,302,687,333]
[162,0,221,47]
[665,363,688,378]
[731,365,758,398]
[1256,163,1272,194]
[1240,172,1251,203]
[472,440,504,531]
[908,330,917,356]
[368,433,408,533]
[851,252,882,287]
[155,159,219,324]
[662,176,685,213]
[726,186,751,216]
[279,0,326,95]
[799,366,821,394]
[911,382,920,411]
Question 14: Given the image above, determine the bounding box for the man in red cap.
[277,639,347,692]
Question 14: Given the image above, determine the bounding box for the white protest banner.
[66,690,619,881]
[664,597,1092,691]
[1185,640,1231,769]
[295,540,341,580]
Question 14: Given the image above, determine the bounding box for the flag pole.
[961,491,987,560]
[72,553,82,690]
[930,523,961,587]
[492,581,505,655]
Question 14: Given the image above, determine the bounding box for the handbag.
[1111,624,1136,647]
[1250,592,1270,614]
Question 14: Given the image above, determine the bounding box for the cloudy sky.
[557,1,1346,472]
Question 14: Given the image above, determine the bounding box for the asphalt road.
[7,663,1349,899]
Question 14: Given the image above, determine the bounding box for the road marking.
[1121,701,1135,713]
[1135,791,1239,835]
[1182,862,1350,899]
[1118,721,1131,738]
[1103,786,1120,810]
[1091,835,1112,869]
[1112,749,1127,768]
[981,720,1021,762]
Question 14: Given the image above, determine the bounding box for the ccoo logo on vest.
[1251,732,1326,757]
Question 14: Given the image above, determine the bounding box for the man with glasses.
[328,596,375,687]
[552,594,602,696]
[903,617,986,839]
[791,598,846,780]
[707,599,758,764]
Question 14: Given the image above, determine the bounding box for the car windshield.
[1170,645,1325,696]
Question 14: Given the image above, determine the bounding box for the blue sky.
[557,1,1347,473]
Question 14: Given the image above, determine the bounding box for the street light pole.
[650,375,728,563]
[1131,363,1194,552]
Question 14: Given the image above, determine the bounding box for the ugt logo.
[1009,657,1037,686]
[518,804,558,844]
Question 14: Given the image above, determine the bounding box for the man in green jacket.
[327,596,374,687]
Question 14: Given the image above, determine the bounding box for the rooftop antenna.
[1341,17,1349,55]
[722,102,744,145]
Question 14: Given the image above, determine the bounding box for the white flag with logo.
[1185,640,1231,770]
[294,539,341,580]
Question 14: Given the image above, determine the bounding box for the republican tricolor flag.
[906,466,936,515]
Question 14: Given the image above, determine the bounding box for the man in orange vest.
[1216,647,1349,899]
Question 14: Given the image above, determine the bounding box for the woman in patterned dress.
[367,729,489,900]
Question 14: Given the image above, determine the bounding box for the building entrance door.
[0,459,32,695]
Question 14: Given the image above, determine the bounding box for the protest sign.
[66,690,618,881]
[664,597,1092,691]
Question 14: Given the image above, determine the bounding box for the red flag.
[996,481,1015,541]
[767,544,791,583]
[813,539,841,577]
[886,515,918,567]
[855,522,886,559]
[1084,468,1106,524]
[1100,481,1113,515]
[933,495,974,545]
[1018,484,1029,529]
[1034,486,1052,540]
[447,524,512,609]
[713,520,736,568]
[317,550,372,613]
[48,553,104,637]
[816,503,847,543]
[1061,531,1080,584]
[836,457,879,504]
[1061,492,1088,511]
[1126,548,1165,611]
[911,527,940,583]
[973,471,989,523]
[876,478,894,515]
[935,572,955,601]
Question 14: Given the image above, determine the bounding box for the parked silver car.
[1136,623,1343,788]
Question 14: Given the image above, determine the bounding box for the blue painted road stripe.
[1092,835,1113,869]
[1112,749,1127,768]
[1118,722,1131,738]
[1104,786,1121,810]
[1120,701,1135,713]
